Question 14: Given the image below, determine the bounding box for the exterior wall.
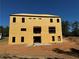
[9,15,63,46]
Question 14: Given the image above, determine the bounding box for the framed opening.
[33,26,41,34]
[52,36,55,41]
[12,37,15,43]
[33,36,41,43]
[49,27,56,33]
[57,19,59,23]
[58,36,61,41]
[21,28,26,31]
[50,19,53,22]
[21,36,24,42]
[22,18,25,23]
[13,17,16,23]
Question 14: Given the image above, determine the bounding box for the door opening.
[33,36,41,43]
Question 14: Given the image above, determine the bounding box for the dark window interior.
[12,37,15,42]
[33,26,41,33]
[49,27,56,33]
[33,36,41,43]
[22,18,25,23]
[57,19,59,23]
[50,19,53,22]
[21,28,26,31]
[52,36,55,41]
[29,18,32,19]
[21,36,24,42]
[33,18,36,19]
[39,18,41,20]
[13,17,16,23]
[58,36,61,41]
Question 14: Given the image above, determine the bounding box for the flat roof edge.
[10,15,60,18]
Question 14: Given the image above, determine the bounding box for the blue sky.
[0,0,79,27]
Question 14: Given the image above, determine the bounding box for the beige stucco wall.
[9,14,63,46]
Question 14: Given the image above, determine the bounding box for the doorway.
[33,36,41,43]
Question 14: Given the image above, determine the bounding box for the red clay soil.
[0,39,76,57]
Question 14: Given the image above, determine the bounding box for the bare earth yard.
[0,37,79,59]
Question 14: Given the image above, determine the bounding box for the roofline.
[10,15,60,18]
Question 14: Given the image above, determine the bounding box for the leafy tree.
[3,26,9,37]
[0,26,3,33]
[71,21,79,36]
[62,21,70,36]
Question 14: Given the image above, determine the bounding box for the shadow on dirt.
[46,57,64,59]
[0,54,65,59]
[53,48,79,58]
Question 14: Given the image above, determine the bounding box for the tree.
[62,21,70,36]
[0,26,4,37]
[0,26,3,33]
[3,26,9,37]
[71,21,79,36]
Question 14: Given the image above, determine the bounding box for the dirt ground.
[0,37,79,59]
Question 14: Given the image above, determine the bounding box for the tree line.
[0,20,79,37]
[62,21,79,37]
[0,26,9,37]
